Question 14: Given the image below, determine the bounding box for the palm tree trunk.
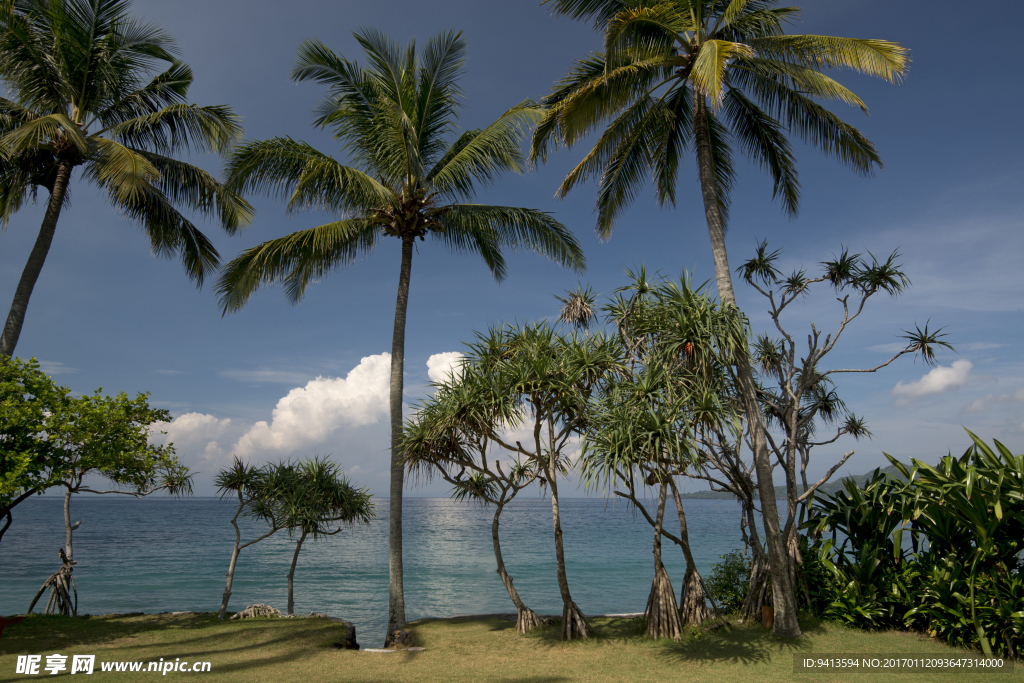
[0,160,73,358]
[287,530,307,616]
[546,449,591,640]
[492,500,541,633]
[387,235,414,631]
[645,482,682,640]
[693,94,801,638]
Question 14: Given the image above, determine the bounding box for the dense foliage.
[705,550,752,614]
[803,432,1024,657]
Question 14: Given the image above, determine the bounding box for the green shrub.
[705,549,751,613]
[804,432,1024,657]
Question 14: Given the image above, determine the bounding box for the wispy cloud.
[217,368,313,385]
[156,369,188,375]
[38,360,79,375]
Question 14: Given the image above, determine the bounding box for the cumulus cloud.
[150,412,234,468]
[232,353,391,458]
[893,360,973,402]
[426,352,465,384]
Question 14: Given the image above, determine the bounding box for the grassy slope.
[1,613,1017,682]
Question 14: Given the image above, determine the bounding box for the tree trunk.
[645,483,682,640]
[492,501,541,633]
[287,530,307,616]
[0,160,73,358]
[0,510,10,545]
[667,479,710,625]
[741,501,772,622]
[387,235,414,632]
[693,93,801,638]
[63,488,74,561]
[218,504,244,621]
[546,455,591,640]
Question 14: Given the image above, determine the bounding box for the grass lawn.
[0,612,1017,682]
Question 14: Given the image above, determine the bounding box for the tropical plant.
[279,457,374,616]
[0,0,251,358]
[889,432,1024,656]
[533,0,909,638]
[22,388,191,616]
[216,28,585,633]
[403,366,546,633]
[705,549,751,614]
[806,432,1024,657]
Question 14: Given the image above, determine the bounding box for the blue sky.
[3,0,1022,496]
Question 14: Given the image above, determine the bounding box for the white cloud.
[150,412,234,468]
[893,360,973,402]
[232,353,391,457]
[38,360,78,375]
[426,352,465,384]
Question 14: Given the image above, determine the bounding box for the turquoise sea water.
[0,496,747,646]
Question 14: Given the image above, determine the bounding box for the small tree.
[690,243,950,619]
[403,366,545,633]
[22,388,191,615]
[280,457,373,616]
[1,357,69,544]
[215,458,290,620]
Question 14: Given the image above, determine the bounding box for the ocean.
[0,495,748,645]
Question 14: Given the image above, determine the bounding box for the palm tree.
[0,0,251,357]
[216,29,586,633]
[532,0,908,638]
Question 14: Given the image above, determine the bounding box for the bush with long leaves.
[806,431,1024,657]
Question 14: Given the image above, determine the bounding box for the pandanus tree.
[457,323,618,640]
[280,457,374,616]
[532,0,909,637]
[216,29,585,632]
[403,361,546,633]
[215,458,292,620]
[580,271,744,634]
[0,0,251,357]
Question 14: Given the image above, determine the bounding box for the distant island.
[677,463,908,500]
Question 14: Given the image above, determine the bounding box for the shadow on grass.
[654,616,828,665]
[0,613,344,661]
[449,613,829,668]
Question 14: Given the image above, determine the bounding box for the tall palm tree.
[216,28,585,633]
[532,0,908,637]
[0,0,251,357]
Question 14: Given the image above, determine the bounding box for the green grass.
[0,612,1018,682]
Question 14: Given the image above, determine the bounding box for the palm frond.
[440,204,586,280]
[84,136,160,202]
[102,103,242,155]
[428,101,542,200]
[750,35,910,84]
[215,219,380,312]
[224,137,392,214]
